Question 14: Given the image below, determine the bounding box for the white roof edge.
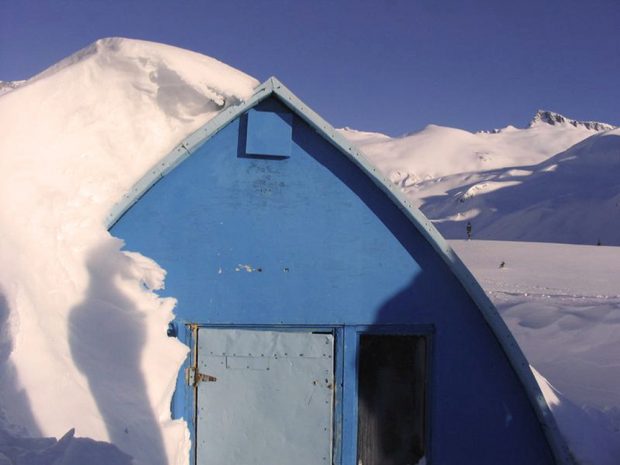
[104,79,275,227]
[106,76,573,465]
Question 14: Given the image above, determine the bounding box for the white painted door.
[196,328,334,465]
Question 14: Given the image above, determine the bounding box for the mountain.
[343,114,620,245]
[0,80,25,96]
[530,110,616,132]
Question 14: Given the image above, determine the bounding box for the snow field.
[453,240,620,465]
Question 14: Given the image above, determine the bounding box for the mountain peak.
[529,110,615,132]
[0,80,26,97]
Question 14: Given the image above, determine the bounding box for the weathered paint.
[196,328,334,465]
[109,80,571,464]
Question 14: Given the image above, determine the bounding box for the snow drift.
[0,37,257,465]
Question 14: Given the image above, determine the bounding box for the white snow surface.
[0,37,258,465]
[342,119,620,245]
[452,241,620,465]
[0,37,618,465]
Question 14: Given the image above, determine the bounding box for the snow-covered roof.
[0,37,259,465]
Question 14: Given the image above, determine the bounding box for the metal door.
[195,328,334,465]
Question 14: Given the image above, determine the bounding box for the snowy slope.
[343,114,619,245]
[452,240,620,465]
[0,38,258,465]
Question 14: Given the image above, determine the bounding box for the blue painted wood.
[341,326,358,465]
[170,323,191,421]
[105,79,572,465]
[245,108,292,157]
[111,99,557,464]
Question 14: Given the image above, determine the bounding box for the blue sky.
[1,0,618,136]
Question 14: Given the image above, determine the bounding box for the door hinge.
[186,366,217,386]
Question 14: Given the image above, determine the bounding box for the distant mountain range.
[529,110,615,132]
[342,111,619,246]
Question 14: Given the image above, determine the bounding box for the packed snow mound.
[344,118,619,245]
[0,37,258,465]
[529,110,616,132]
[532,368,620,465]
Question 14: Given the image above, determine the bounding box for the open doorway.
[357,334,428,465]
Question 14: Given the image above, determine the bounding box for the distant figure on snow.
[466,221,472,240]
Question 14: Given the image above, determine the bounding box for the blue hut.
[108,78,571,465]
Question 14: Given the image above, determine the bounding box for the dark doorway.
[357,334,428,465]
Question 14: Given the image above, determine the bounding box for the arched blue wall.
[110,98,554,464]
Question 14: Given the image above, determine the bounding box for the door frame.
[184,324,343,465]
[343,325,434,465]
[180,323,433,465]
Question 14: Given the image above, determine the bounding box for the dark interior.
[357,334,427,465]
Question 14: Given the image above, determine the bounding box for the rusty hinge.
[186,366,217,386]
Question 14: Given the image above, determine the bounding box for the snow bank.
[452,240,620,464]
[0,37,258,464]
[0,428,133,465]
[533,368,620,465]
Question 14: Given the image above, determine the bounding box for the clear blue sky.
[1,0,618,136]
